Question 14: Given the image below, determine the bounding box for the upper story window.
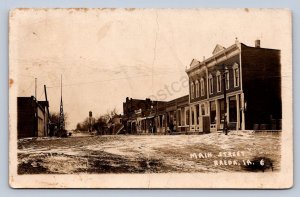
[225,70,229,90]
[216,71,221,92]
[190,82,195,99]
[233,63,240,87]
[195,80,199,98]
[200,78,205,96]
[209,74,213,94]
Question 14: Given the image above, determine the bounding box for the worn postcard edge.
[8,8,293,189]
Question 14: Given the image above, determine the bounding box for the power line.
[46,72,183,88]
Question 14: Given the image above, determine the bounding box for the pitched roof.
[212,44,226,55]
[189,59,200,68]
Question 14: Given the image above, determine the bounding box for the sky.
[10,8,291,129]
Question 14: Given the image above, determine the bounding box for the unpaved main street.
[18,131,281,174]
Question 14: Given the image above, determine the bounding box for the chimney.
[235,37,239,45]
[255,39,260,48]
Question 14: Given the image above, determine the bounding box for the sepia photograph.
[9,8,292,188]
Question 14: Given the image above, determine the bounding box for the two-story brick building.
[122,96,190,134]
[122,97,167,134]
[186,39,281,132]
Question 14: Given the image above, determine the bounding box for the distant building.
[186,39,281,131]
[122,96,190,134]
[136,100,167,134]
[111,114,122,125]
[17,96,49,138]
[166,95,191,133]
[122,97,166,134]
[109,114,123,135]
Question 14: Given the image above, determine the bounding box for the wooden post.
[222,65,228,135]
[236,94,240,130]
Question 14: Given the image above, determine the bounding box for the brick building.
[186,39,281,131]
[122,96,190,134]
[122,97,166,134]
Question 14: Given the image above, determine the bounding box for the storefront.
[207,93,244,131]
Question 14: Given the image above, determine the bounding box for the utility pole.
[44,85,50,136]
[59,75,65,132]
[44,85,50,117]
[222,64,228,135]
[156,101,158,134]
[35,78,37,98]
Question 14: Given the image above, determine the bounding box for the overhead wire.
[46,71,184,88]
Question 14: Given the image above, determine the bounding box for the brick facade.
[186,39,281,131]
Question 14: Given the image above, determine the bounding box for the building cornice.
[186,43,241,74]
[189,90,243,105]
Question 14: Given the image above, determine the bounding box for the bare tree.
[75,117,90,132]
[93,116,108,135]
[49,111,68,128]
[75,108,120,134]
[105,107,119,123]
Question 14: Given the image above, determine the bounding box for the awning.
[137,116,155,121]
[146,115,155,119]
[137,117,147,121]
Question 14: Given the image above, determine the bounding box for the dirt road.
[17,131,281,174]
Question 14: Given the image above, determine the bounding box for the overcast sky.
[10,8,291,129]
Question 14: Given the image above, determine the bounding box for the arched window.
[195,80,199,98]
[200,78,205,96]
[225,69,229,90]
[233,63,240,87]
[216,71,221,92]
[190,82,195,99]
[209,74,213,94]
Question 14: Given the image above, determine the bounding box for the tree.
[76,117,90,132]
[93,116,108,135]
[75,108,120,134]
[107,107,118,120]
[49,111,68,128]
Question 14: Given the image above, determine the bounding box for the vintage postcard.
[9,8,293,188]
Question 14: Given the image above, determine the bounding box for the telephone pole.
[222,64,228,135]
[35,78,37,98]
[59,75,65,131]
